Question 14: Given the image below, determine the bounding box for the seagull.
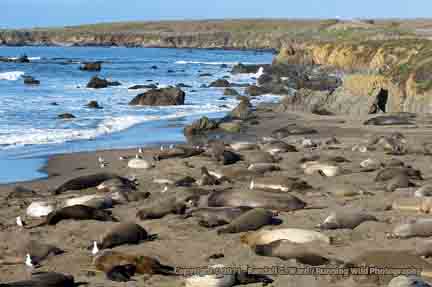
[135,154,141,159]
[161,186,168,193]
[138,148,143,154]
[160,145,164,151]
[16,216,25,228]
[249,180,255,190]
[92,241,99,256]
[98,156,105,164]
[25,254,34,268]
[119,156,126,161]
[99,163,106,169]
[169,144,174,149]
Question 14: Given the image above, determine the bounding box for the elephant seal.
[197,167,221,186]
[29,205,117,228]
[184,207,253,227]
[391,198,432,214]
[93,250,175,275]
[53,173,131,195]
[415,240,432,258]
[259,141,297,155]
[240,228,332,247]
[106,264,136,282]
[243,151,277,164]
[271,125,318,139]
[184,264,273,287]
[97,178,136,193]
[369,133,408,155]
[23,240,64,264]
[63,194,114,209]
[96,223,156,250]
[250,176,312,193]
[137,188,208,220]
[389,218,432,238]
[27,201,56,218]
[217,208,278,234]
[317,211,378,230]
[153,145,204,161]
[0,272,75,287]
[247,163,280,174]
[375,167,423,182]
[363,115,415,126]
[254,240,340,266]
[386,174,416,192]
[302,161,343,177]
[206,189,307,212]
[230,142,258,151]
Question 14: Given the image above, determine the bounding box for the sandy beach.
[1,100,432,286]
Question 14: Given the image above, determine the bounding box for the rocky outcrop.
[231,63,270,74]
[23,76,40,85]
[86,76,121,89]
[229,98,252,120]
[79,62,102,71]
[86,101,103,109]
[58,113,75,119]
[129,87,185,106]
[128,84,158,90]
[209,79,231,88]
[184,116,219,136]
[0,55,30,63]
[223,88,240,96]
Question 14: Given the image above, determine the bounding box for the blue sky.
[0,0,428,28]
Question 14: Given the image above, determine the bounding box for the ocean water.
[0,46,276,183]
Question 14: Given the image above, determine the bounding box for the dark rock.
[231,63,269,74]
[50,102,59,106]
[199,73,212,77]
[79,62,102,71]
[58,113,76,119]
[86,76,121,89]
[364,115,415,126]
[245,85,269,96]
[209,79,231,88]
[223,88,240,96]
[257,74,273,85]
[128,84,158,90]
[176,83,192,88]
[86,101,103,109]
[0,55,30,63]
[167,70,175,73]
[220,64,228,68]
[129,87,185,106]
[23,76,40,85]
[184,116,219,136]
[151,65,158,69]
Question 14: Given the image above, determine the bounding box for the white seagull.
[92,241,99,255]
[138,148,143,154]
[160,145,164,151]
[98,156,105,164]
[161,186,168,193]
[25,254,34,268]
[16,216,24,227]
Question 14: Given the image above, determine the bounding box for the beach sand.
[1,104,432,286]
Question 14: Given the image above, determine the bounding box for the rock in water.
[80,61,102,71]
[86,101,103,109]
[183,116,219,136]
[209,79,231,87]
[58,113,76,119]
[23,76,40,85]
[129,87,185,106]
[230,99,252,120]
[87,76,121,89]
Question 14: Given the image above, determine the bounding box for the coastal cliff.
[274,39,432,114]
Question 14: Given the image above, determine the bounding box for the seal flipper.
[147,234,158,241]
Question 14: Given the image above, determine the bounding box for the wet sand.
[1,104,432,286]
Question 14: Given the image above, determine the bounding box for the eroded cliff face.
[275,40,432,114]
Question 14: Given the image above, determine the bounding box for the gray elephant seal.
[0,272,75,287]
[244,151,278,164]
[248,163,280,174]
[250,176,312,193]
[271,125,318,139]
[206,189,307,212]
[254,240,339,266]
[318,211,378,230]
[23,240,64,264]
[53,173,132,195]
[375,167,423,182]
[184,206,253,227]
[97,222,156,250]
[217,208,278,234]
[29,205,118,228]
[390,219,432,239]
[363,115,415,126]
[386,174,416,192]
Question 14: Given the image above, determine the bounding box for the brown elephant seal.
[137,188,208,220]
[254,240,340,266]
[52,173,131,195]
[363,115,415,126]
[217,208,278,234]
[197,167,221,186]
[206,189,307,212]
[93,250,175,275]
[247,163,280,174]
[375,167,422,182]
[243,151,277,164]
[184,207,253,227]
[23,240,64,264]
[259,141,297,155]
[153,145,204,161]
[96,223,156,250]
[386,174,416,192]
[0,272,75,287]
[271,125,318,139]
[389,218,432,239]
[250,176,312,193]
[28,205,118,228]
[317,211,378,230]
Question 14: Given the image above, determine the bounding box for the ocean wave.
[0,105,232,149]
[175,60,240,66]
[7,57,41,61]
[0,71,25,81]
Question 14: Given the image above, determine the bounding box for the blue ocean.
[0,46,275,183]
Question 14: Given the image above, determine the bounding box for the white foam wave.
[0,71,25,81]
[0,106,232,148]
[7,57,41,61]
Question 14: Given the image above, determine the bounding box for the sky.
[0,0,429,28]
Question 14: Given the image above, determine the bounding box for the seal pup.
[206,189,307,212]
[0,272,75,287]
[52,173,131,195]
[184,207,253,228]
[389,218,432,239]
[249,176,312,193]
[240,228,332,247]
[28,205,118,228]
[217,208,278,234]
[254,240,342,266]
[317,211,378,230]
[93,250,175,275]
[22,240,64,265]
[94,222,156,250]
